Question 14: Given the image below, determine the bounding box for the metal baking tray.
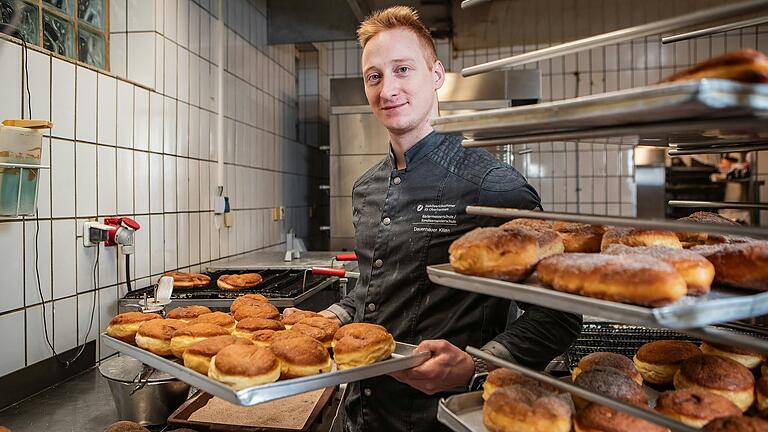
[427,264,768,329]
[101,334,428,406]
[430,79,768,142]
[443,348,699,432]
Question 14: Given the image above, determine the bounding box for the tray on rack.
[427,264,768,329]
[101,334,428,406]
[437,392,486,432]
[430,79,768,142]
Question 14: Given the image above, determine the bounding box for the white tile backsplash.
[50,139,76,218]
[25,220,52,305]
[0,311,25,376]
[116,81,134,149]
[127,32,155,88]
[0,222,24,313]
[51,58,76,140]
[149,92,164,152]
[25,49,51,122]
[26,304,53,365]
[52,220,77,300]
[75,142,97,217]
[0,39,21,123]
[163,96,177,154]
[53,297,78,353]
[117,148,135,215]
[75,67,98,142]
[97,146,118,215]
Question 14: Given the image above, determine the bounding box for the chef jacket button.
[382,217,391,225]
[393,177,401,185]
[374,259,383,268]
[367,303,376,312]
[364,388,372,397]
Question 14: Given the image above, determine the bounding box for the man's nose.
[380,75,400,100]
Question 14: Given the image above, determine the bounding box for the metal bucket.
[99,356,191,426]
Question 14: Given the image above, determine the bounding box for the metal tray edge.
[437,392,485,432]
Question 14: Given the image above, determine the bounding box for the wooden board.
[168,386,335,432]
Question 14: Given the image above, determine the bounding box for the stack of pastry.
[660,49,768,84]
[162,271,211,289]
[217,273,263,291]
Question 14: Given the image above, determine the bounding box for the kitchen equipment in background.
[0,123,50,217]
[83,216,142,292]
[329,70,540,249]
[99,356,190,426]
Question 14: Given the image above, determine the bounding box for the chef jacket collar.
[387,130,440,170]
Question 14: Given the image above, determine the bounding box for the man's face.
[361,28,444,135]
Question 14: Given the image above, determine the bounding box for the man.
[286,6,581,432]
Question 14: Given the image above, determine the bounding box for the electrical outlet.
[271,206,285,221]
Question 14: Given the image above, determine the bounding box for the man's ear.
[433,60,446,90]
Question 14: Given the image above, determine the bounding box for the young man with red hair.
[289,6,581,432]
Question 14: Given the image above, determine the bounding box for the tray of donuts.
[101,296,429,406]
[430,212,768,330]
[438,342,768,432]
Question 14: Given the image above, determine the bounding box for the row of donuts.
[105,294,395,390]
[449,213,768,308]
[480,339,768,432]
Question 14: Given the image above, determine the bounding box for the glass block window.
[1,0,108,70]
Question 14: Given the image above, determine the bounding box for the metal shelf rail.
[662,15,768,44]
[461,0,768,76]
[668,200,768,210]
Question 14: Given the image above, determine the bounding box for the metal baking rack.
[460,0,768,76]
[101,334,429,406]
[430,79,768,148]
[437,347,700,432]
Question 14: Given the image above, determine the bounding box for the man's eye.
[397,66,410,73]
[367,73,381,82]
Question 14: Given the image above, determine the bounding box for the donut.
[216,273,263,291]
[500,218,554,231]
[602,244,715,295]
[692,242,768,291]
[704,416,768,432]
[208,344,281,390]
[655,389,742,428]
[483,385,572,432]
[169,322,230,358]
[553,221,607,253]
[600,227,682,251]
[182,335,253,375]
[574,403,669,432]
[232,303,280,321]
[193,311,236,333]
[230,294,269,313]
[332,323,395,370]
[677,211,740,246]
[757,376,768,414]
[674,355,755,412]
[104,421,150,432]
[572,366,648,410]
[572,352,642,385]
[134,319,188,356]
[291,317,340,348]
[106,312,162,344]
[232,318,285,341]
[166,305,212,322]
[701,341,767,369]
[536,253,687,307]
[270,334,332,378]
[449,226,564,282]
[281,310,322,330]
[483,368,563,401]
[162,271,211,289]
[633,340,701,385]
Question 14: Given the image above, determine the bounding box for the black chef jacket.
[327,131,582,432]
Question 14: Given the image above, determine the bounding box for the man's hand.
[282,308,341,326]
[389,339,475,395]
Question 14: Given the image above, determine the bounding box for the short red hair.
[357,6,438,66]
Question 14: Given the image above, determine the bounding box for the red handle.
[121,217,141,230]
[312,267,347,277]
[335,253,357,261]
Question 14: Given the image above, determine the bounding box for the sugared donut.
[106,312,162,344]
[633,340,701,385]
[573,366,648,410]
[193,311,236,333]
[574,403,669,432]
[291,317,340,348]
[483,385,571,432]
[208,344,281,390]
[701,341,767,369]
[281,310,322,330]
[483,368,563,401]
[270,334,331,378]
[674,355,755,412]
[655,389,741,428]
[572,352,642,385]
[704,416,768,432]
[182,335,253,375]
[135,319,188,356]
[232,318,285,341]
[229,294,269,313]
[166,305,212,323]
[332,323,395,370]
[169,322,230,358]
[232,303,280,321]
[104,421,150,432]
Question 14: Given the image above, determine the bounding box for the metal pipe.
[461,0,493,9]
[662,15,768,44]
[681,327,768,355]
[465,206,768,237]
[467,347,700,432]
[461,0,768,76]
[668,200,768,210]
[669,143,768,155]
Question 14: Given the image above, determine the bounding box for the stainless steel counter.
[206,251,358,271]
